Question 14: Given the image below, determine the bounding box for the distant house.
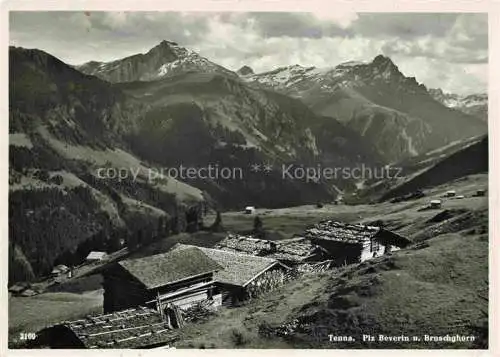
[244,206,256,214]
[103,247,222,313]
[8,283,28,295]
[430,199,442,209]
[86,251,107,262]
[170,244,291,305]
[30,307,179,349]
[304,221,410,266]
[51,264,70,277]
[20,288,38,297]
[475,189,486,197]
[445,190,456,197]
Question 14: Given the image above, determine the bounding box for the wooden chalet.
[304,220,411,266]
[171,244,291,305]
[30,307,179,349]
[103,247,222,313]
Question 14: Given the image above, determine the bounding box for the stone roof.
[41,307,178,349]
[305,220,381,244]
[216,234,327,263]
[305,220,410,248]
[267,237,328,262]
[214,234,274,256]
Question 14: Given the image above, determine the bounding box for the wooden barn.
[30,307,179,349]
[102,247,222,313]
[170,244,291,305]
[304,220,410,266]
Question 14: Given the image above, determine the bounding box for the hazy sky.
[10,11,488,94]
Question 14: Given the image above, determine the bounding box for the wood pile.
[181,300,215,323]
[297,260,334,273]
[246,268,288,298]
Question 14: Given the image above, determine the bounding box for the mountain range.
[244,56,486,162]
[9,40,488,281]
[428,88,488,122]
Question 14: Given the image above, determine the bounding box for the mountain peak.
[237,65,254,76]
[158,40,179,47]
[146,40,181,56]
[372,54,393,65]
[77,40,237,83]
[370,54,402,78]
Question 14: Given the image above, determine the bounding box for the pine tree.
[209,211,223,232]
[253,215,265,238]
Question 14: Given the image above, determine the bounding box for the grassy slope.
[8,290,103,347]
[174,230,487,349]
[171,174,488,349]
[9,174,488,349]
[289,231,487,349]
[175,272,329,349]
[380,136,488,201]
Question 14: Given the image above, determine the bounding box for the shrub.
[231,328,247,346]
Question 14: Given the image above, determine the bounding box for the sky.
[9,11,488,95]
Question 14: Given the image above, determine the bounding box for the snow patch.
[400,128,418,156]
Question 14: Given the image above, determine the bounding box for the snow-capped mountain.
[428,88,488,121]
[77,40,237,83]
[244,56,424,97]
[76,40,486,163]
[244,55,486,162]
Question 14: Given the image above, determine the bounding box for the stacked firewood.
[246,268,289,298]
[297,260,334,273]
[181,300,215,323]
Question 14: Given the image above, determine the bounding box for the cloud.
[395,57,487,94]
[447,13,488,50]
[351,13,460,39]
[9,11,488,94]
[380,36,487,64]
[310,10,359,29]
[241,12,350,39]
